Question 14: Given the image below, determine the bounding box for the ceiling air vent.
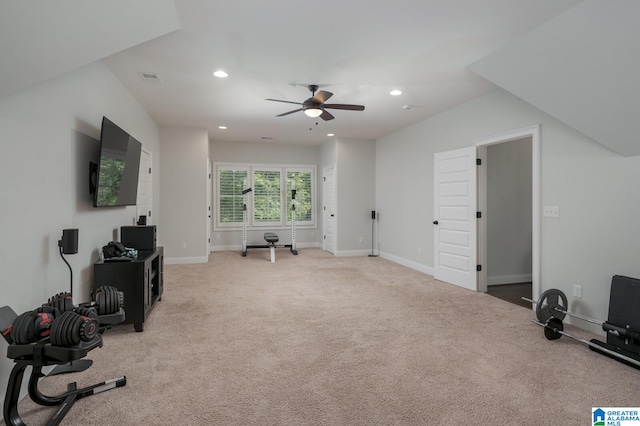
[139,72,162,84]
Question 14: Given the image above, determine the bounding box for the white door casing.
[207,160,212,255]
[433,146,477,291]
[323,167,336,254]
[476,124,541,301]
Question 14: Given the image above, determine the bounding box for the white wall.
[209,140,321,250]
[376,89,640,334]
[487,138,532,285]
[335,138,376,255]
[160,126,209,263]
[0,61,160,404]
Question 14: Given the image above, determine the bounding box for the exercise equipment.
[1,305,126,426]
[41,288,124,375]
[241,179,298,262]
[531,318,640,369]
[523,288,640,343]
[524,275,640,369]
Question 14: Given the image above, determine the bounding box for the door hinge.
[476,158,481,166]
[323,177,326,181]
[476,211,481,219]
[324,235,326,239]
[149,167,152,174]
[148,211,151,217]
[477,265,482,272]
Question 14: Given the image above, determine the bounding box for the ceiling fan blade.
[277,108,303,117]
[324,103,365,111]
[313,90,333,104]
[320,110,335,121]
[266,98,303,106]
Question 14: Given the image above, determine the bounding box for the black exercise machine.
[241,180,298,263]
[523,275,640,369]
[1,288,127,426]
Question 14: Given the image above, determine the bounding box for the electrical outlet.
[573,284,582,299]
[418,247,422,255]
[359,236,363,244]
[543,205,560,218]
[180,242,187,250]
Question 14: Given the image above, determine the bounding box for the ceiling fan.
[266,85,365,121]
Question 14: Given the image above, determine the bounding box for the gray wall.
[376,88,640,333]
[0,61,161,404]
[336,138,376,254]
[160,126,209,263]
[208,140,321,250]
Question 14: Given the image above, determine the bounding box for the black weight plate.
[536,289,568,323]
[544,318,564,340]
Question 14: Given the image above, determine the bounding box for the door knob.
[433,220,439,225]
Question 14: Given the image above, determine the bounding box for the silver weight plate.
[536,289,568,323]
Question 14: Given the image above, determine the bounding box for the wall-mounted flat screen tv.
[93,116,142,207]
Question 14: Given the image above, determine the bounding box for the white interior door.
[433,146,477,291]
[207,160,212,255]
[137,149,152,224]
[323,167,336,254]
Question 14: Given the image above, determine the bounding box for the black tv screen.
[93,117,142,207]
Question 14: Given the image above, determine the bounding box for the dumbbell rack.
[4,336,126,426]
[1,305,127,426]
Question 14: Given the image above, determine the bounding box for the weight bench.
[1,306,126,426]
[243,232,298,263]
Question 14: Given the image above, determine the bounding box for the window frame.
[214,162,316,231]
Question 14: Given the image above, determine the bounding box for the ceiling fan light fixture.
[304,108,323,118]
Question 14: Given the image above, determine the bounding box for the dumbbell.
[94,286,124,316]
[45,292,74,313]
[11,307,99,346]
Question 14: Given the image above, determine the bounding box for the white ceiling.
[469,0,640,156]
[6,1,636,154]
[100,0,581,146]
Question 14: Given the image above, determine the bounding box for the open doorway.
[484,137,532,308]
[476,125,541,307]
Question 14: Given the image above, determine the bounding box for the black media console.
[94,247,163,332]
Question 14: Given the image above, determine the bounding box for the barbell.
[531,318,640,369]
[522,289,640,342]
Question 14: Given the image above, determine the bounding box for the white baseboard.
[487,273,532,286]
[164,256,209,265]
[379,251,434,277]
[334,249,372,257]
[209,242,321,252]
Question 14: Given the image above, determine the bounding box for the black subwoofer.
[121,225,156,250]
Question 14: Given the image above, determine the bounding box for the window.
[287,169,313,223]
[253,169,281,225]
[215,163,315,230]
[217,167,248,227]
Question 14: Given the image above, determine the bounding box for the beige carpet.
[7,248,639,425]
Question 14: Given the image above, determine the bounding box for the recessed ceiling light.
[213,70,228,78]
[390,89,402,96]
[218,126,227,130]
[327,133,335,137]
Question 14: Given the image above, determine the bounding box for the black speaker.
[371,210,376,220]
[121,225,156,250]
[59,229,78,254]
